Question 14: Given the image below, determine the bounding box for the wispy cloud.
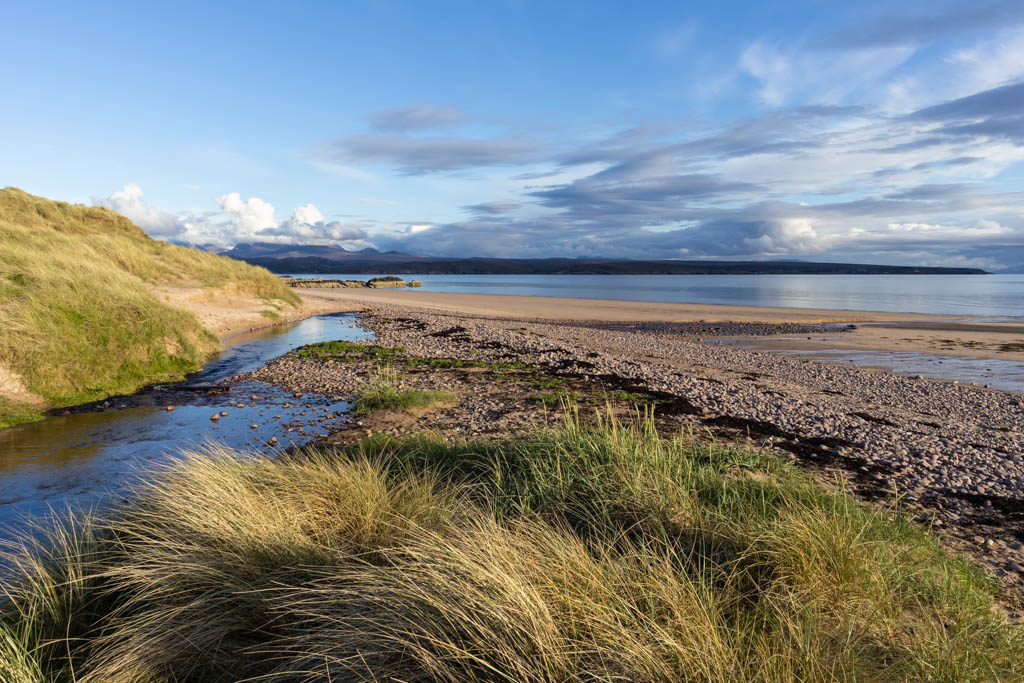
[816,0,1024,49]
[309,134,545,174]
[367,103,467,131]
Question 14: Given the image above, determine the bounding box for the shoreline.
[243,303,1024,606]
[299,288,1024,363]
[297,287,953,322]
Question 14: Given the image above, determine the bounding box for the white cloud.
[95,186,372,248]
[885,220,1011,237]
[948,28,1024,93]
[745,217,830,253]
[739,41,913,107]
[93,184,188,239]
[291,203,324,225]
[215,192,277,233]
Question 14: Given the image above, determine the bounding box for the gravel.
[246,305,1024,605]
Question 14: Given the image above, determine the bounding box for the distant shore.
[293,288,1024,363]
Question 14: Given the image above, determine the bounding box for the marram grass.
[353,365,457,415]
[0,187,298,426]
[1,411,1021,681]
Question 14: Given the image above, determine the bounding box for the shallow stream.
[0,313,370,531]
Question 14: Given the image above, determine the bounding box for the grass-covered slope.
[1,413,1020,681]
[0,187,298,427]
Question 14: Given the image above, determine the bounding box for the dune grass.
[1,409,1021,681]
[354,365,457,416]
[0,187,298,425]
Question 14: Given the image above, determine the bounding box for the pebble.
[239,305,1024,594]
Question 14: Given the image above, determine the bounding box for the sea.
[287,273,1024,318]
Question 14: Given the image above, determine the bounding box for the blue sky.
[3,1,1024,269]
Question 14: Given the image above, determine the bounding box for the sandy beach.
[158,285,359,341]
[298,287,1024,363]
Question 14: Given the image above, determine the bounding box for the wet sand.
[298,288,946,322]
[729,321,1024,363]
[299,288,1024,362]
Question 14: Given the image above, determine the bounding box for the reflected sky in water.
[0,314,370,533]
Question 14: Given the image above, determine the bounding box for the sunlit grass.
[354,365,457,415]
[1,408,1020,681]
[0,187,298,426]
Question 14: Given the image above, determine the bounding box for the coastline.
[299,287,1024,363]
[5,294,1023,677]
[242,302,1024,605]
[297,287,950,322]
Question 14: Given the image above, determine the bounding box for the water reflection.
[0,313,370,531]
[289,273,1024,317]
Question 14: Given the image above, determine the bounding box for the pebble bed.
[248,305,1024,603]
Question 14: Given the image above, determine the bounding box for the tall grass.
[354,365,457,415]
[1,412,1021,681]
[0,187,298,425]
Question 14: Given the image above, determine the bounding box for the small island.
[284,275,422,289]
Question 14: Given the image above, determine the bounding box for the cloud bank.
[96,7,1024,271]
[95,185,369,249]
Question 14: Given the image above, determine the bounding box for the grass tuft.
[353,365,457,416]
[295,340,405,360]
[1,411,1021,681]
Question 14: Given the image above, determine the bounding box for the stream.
[0,313,370,532]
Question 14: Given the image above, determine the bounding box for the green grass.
[529,390,582,406]
[0,398,43,430]
[295,340,406,360]
[293,341,528,371]
[353,366,457,415]
[0,187,298,427]
[1,409,1021,681]
[404,357,528,370]
[529,375,567,390]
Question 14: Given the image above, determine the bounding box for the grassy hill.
[0,187,298,428]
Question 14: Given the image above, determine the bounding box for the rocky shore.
[285,276,421,289]
[241,305,1024,607]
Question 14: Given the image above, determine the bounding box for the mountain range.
[222,243,423,263]
[217,244,989,275]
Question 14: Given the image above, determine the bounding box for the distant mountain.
[223,242,423,263]
[228,253,989,276]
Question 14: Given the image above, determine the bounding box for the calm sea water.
[289,273,1024,318]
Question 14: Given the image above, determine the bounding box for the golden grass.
[0,187,298,424]
[1,411,1021,681]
